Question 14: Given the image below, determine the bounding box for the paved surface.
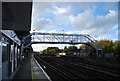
[13,54,51,81]
[13,56,32,80]
[31,55,51,81]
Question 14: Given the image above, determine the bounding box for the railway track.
[60,56,120,72]
[54,57,120,78]
[35,54,78,81]
[55,59,119,80]
[34,54,120,81]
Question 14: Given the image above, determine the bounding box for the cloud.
[96,34,112,40]
[32,2,55,18]
[31,2,72,31]
[47,29,58,33]
[93,10,118,36]
[70,9,118,36]
[115,30,118,35]
[53,5,71,25]
[79,28,96,34]
[32,18,55,31]
[31,2,56,31]
[53,5,71,15]
[65,31,73,34]
[112,24,118,30]
[54,7,67,14]
[70,9,94,29]
[95,10,117,28]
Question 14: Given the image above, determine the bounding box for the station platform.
[13,54,51,81]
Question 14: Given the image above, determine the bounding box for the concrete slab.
[31,55,51,81]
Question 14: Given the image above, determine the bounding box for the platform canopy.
[2,2,32,40]
[2,2,32,31]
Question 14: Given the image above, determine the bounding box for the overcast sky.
[31,1,119,51]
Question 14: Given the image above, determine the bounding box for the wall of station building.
[0,30,26,80]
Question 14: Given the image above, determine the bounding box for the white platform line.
[33,57,52,81]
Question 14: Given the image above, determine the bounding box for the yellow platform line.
[31,59,35,81]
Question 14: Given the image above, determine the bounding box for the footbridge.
[21,32,97,56]
[22,32,97,48]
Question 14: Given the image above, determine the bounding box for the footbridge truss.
[22,32,97,49]
[20,32,101,59]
